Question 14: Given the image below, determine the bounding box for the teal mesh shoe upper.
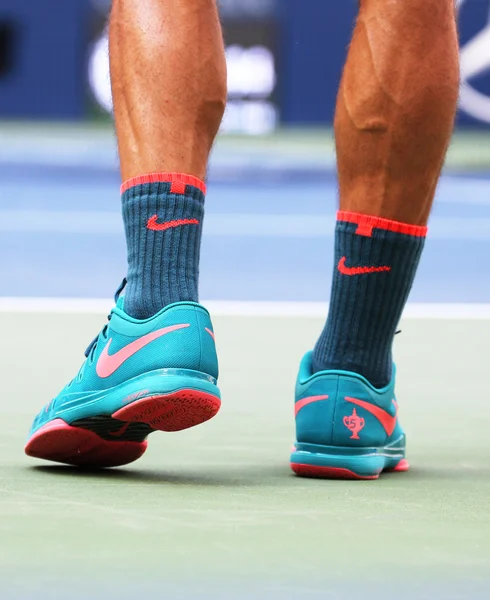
[29,300,218,436]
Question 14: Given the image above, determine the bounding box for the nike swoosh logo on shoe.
[147,216,200,231]
[108,422,131,438]
[345,396,398,436]
[96,324,190,378]
[295,395,329,416]
[337,256,391,276]
[205,327,216,342]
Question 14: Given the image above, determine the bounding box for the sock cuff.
[337,211,428,238]
[121,172,206,195]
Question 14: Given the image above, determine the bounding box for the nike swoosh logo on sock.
[96,324,190,378]
[147,216,200,231]
[345,396,398,436]
[338,256,391,276]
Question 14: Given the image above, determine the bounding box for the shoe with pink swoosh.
[25,294,221,468]
[291,351,408,480]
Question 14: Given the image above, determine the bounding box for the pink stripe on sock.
[170,181,187,195]
[337,211,427,238]
[121,173,206,195]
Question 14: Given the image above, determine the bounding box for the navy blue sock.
[312,211,427,388]
[121,173,205,319]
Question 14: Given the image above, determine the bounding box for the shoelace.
[84,278,127,360]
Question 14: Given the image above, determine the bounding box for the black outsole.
[70,415,154,442]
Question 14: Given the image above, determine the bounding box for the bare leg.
[110,0,227,181]
[335,0,459,224]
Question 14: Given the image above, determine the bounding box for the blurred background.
[0,0,490,303]
[2,0,490,129]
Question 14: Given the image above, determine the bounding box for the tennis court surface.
[1,127,489,599]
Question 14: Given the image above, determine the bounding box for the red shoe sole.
[387,458,410,472]
[290,458,409,481]
[112,390,221,432]
[25,390,221,468]
[290,463,379,480]
[25,419,148,468]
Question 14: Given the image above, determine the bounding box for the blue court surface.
[1,126,490,304]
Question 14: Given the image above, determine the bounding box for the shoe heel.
[290,442,408,480]
[290,449,384,480]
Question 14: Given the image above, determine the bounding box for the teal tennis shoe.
[25,296,220,468]
[290,351,408,480]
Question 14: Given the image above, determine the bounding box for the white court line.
[0,297,490,319]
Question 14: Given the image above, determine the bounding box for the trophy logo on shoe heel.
[343,408,365,439]
[345,396,398,436]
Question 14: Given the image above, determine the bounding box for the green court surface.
[1,310,490,599]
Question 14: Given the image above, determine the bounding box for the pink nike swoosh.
[294,395,329,416]
[108,422,131,438]
[147,216,200,231]
[345,397,398,436]
[338,256,391,276]
[96,324,190,379]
